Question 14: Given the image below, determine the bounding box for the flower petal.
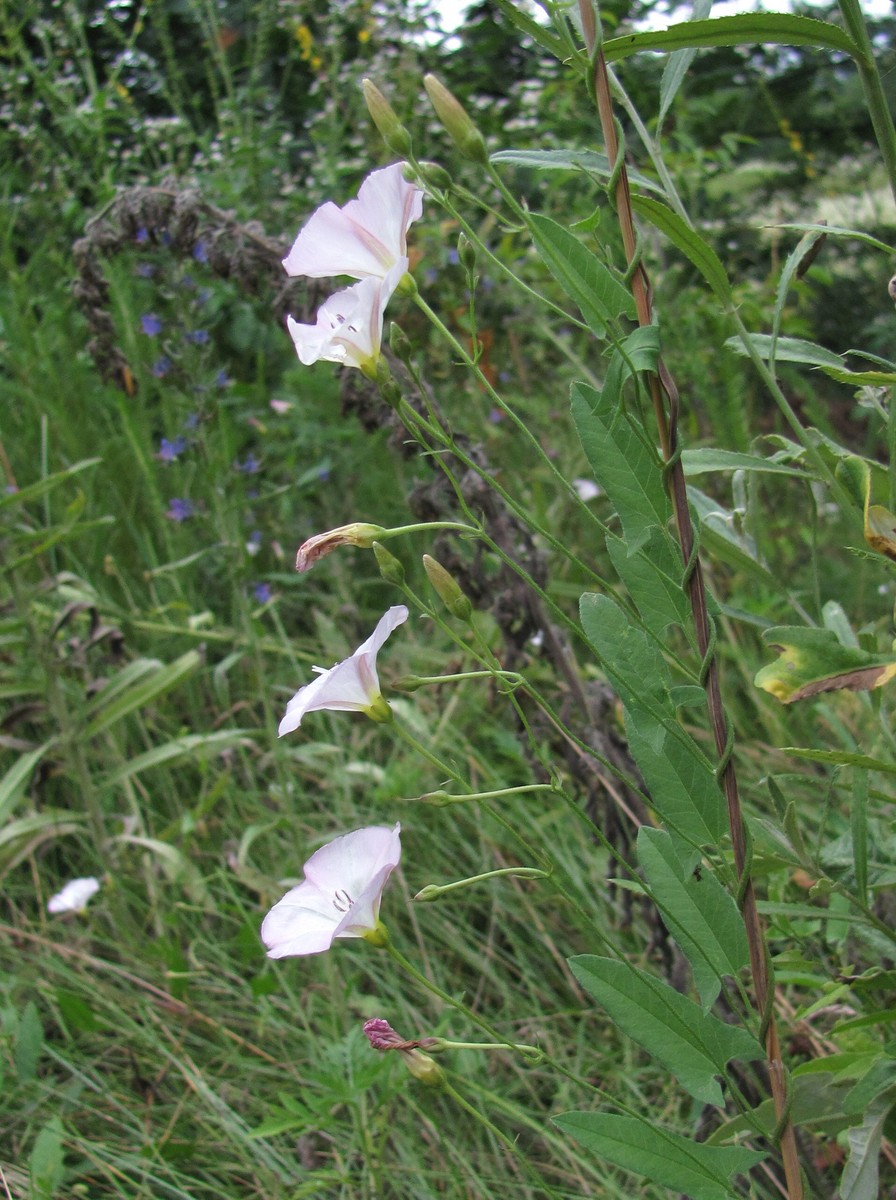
[282,164,423,280]
[303,823,402,899]
[261,885,341,957]
[277,606,409,735]
[47,876,101,914]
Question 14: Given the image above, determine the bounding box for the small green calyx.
[362,920,390,948]
[365,695,394,724]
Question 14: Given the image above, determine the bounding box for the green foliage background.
[2,0,896,1197]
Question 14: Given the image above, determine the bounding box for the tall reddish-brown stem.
[580,10,803,1197]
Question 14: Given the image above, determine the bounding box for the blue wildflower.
[235,454,261,475]
[158,436,187,464]
[253,582,273,604]
[136,227,149,244]
[141,313,163,336]
[186,329,210,345]
[152,356,172,378]
[136,263,155,278]
[165,498,195,522]
[193,240,208,264]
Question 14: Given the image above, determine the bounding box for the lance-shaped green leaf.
[630,195,732,303]
[638,828,749,1010]
[580,593,671,724]
[606,527,691,642]
[658,0,714,126]
[755,627,896,704]
[530,214,635,336]
[572,371,670,556]
[554,1112,764,1200]
[724,332,846,370]
[569,956,761,1106]
[625,709,727,850]
[84,651,202,737]
[603,13,858,62]
[490,148,666,196]
[682,448,807,477]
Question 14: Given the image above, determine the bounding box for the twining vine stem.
[577,5,804,1197]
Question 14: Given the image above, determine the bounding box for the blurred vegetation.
[2,0,896,1197]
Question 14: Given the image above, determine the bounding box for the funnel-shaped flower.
[47,876,101,914]
[279,605,409,735]
[286,263,404,376]
[262,824,401,957]
[283,163,423,281]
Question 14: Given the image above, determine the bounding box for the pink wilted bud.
[295,522,386,573]
[362,1018,445,1087]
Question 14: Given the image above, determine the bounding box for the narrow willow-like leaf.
[579,593,671,721]
[530,214,635,336]
[554,1111,764,1200]
[570,956,761,1105]
[780,747,896,775]
[490,148,667,196]
[688,487,783,590]
[102,730,255,788]
[572,378,670,555]
[84,651,202,738]
[0,742,53,824]
[638,828,749,1010]
[630,195,732,302]
[841,1092,896,1200]
[775,223,894,255]
[681,448,806,477]
[604,13,858,62]
[625,710,728,850]
[0,458,101,512]
[658,0,714,126]
[724,332,846,369]
[606,528,691,642]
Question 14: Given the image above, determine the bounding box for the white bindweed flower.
[282,163,423,281]
[286,263,404,376]
[47,876,101,914]
[279,605,409,735]
[261,823,401,957]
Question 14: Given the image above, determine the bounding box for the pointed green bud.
[423,74,488,165]
[374,541,406,585]
[416,161,453,190]
[389,321,414,366]
[362,79,413,156]
[457,232,476,273]
[423,554,473,621]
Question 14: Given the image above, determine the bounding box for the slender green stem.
[838,0,896,205]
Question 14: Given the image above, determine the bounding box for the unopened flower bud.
[295,522,387,572]
[389,322,414,366]
[363,1018,446,1088]
[457,232,476,274]
[362,79,413,156]
[423,75,488,165]
[415,161,453,190]
[374,541,406,585]
[423,554,473,621]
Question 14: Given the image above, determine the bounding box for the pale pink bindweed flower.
[278,605,408,735]
[282,163,423,282]
[261,824,401,957]
[285,263,405,376]
[47,876,101,914]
